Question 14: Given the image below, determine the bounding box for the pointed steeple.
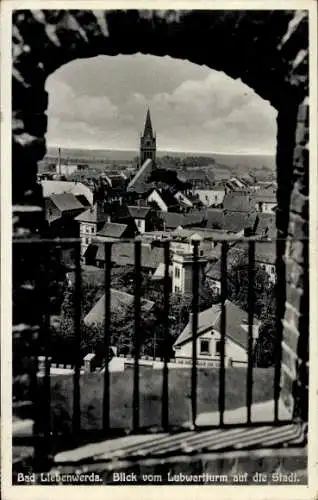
[143,108,154,138]
[140,108,156,166]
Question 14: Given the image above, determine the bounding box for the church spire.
[143,108,154,138]
[140,108,156,166]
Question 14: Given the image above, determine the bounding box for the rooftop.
[49,193,84,212]
[128,205,151,219]
[162,211,206,229]
[223,192,255,212]
[174,300,260,350]
[41,180,93,205]
[127,159,153,193]
[255,188,277,203]
[92,242,164,270]
[96,222,129,239]
[75,203,109,224]
[84,289,155,326]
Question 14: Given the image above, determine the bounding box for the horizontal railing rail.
[12,236,301,469]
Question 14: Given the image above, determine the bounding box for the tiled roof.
[75,203,109,224]
[94,242,164,270]
[84,289,154,326]
[174,304,222,347]
[206,209,257,233]
[223,192,255,212]
[206,209,225,229]
[41,180,93,205]
[240,174,255,186]
[174,300,260,350]
[97,222,128,239]
[127,159,153,193]
[162,211,206,229]
[178,170,215,188]
[128,206,151,219]
[223,211,258,233]
[255,188,277,203]
[49,193,84,212]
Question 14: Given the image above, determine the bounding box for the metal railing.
[12,236,294,469]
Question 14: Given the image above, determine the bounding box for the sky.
[46,54,277,155]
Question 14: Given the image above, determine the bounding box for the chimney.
[58,147,61,177]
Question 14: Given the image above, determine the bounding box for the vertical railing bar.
[218,242,228,427]
[247,240,255,425]
[162,241,170,430]
[72,242,81,443]
[191,241,199,428]
[43,241,52,462]
[274,236,285,422]
[133,241,141,431]
[103,243,112,433]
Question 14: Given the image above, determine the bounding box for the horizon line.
[47,144,275,156]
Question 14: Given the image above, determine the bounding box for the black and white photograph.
[1,2,317,498]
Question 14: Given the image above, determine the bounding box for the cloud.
[46,56,277,153]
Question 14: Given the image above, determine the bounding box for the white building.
[56,163,78,176]
[173,300,260,366]
[255,188,277,213]
[75,203,110,257]
[194,188,225,207]
[172,249,207,295]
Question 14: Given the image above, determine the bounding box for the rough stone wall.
[12,9,309,421]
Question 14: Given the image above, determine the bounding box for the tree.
[225,247,278,367]
[253,319,277,367]
[226,249,273,318]
[253,284,277,367]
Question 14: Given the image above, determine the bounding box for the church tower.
[140,108,156,166]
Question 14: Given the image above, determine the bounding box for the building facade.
[75,203,110,257]
[172,251,207,294]
[173,301,260,366]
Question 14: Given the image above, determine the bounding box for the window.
[271,266,275,274]
[200,340,210,355]
[215,340,221,355]
[85,238,89,245]
[174,285,180,293]
[175,267,181,278]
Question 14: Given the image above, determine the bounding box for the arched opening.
[44,53,277,156]
[11,9,309,452]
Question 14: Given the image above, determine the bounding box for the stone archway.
[12,9,309,419]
